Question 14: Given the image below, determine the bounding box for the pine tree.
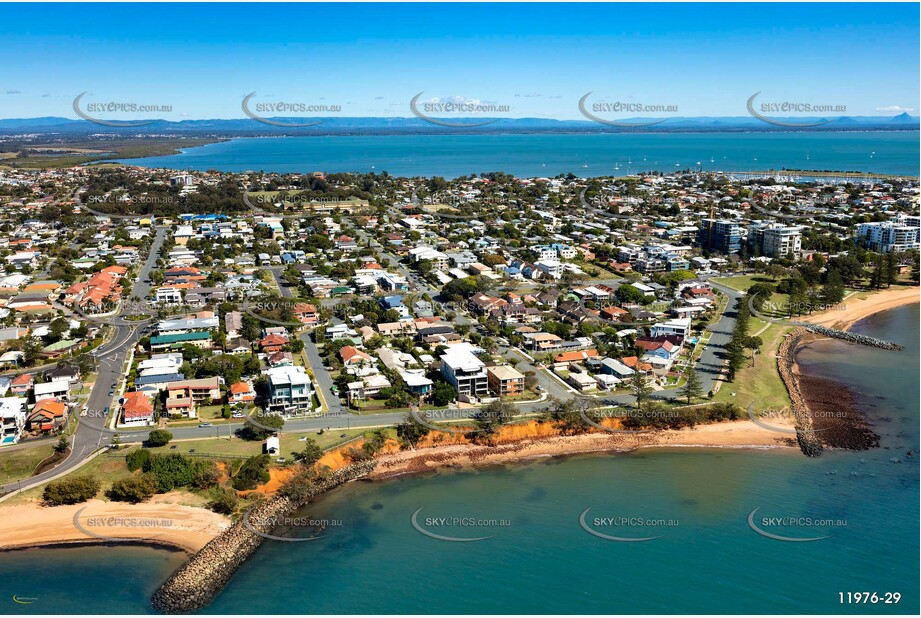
[679,364,703,404]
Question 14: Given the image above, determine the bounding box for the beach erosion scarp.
[150,461,376,614]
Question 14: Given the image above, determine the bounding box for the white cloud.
[875,105,914,113]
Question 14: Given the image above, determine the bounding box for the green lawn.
[712,274,778,292]
[144,429,367,460]
[3,428,369,505]
[714,322,793,412]
[0,442,57,486]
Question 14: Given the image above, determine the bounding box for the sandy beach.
[802,286,919,330]
[0,496,230,553]
[369,418,797,480]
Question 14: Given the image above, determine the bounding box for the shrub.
[106,473,158,503]
[126,448,151,471]
[231,455,270,491]
[145,429,173,447]
[143,453,196,492]
[190,460,221,490]
[43,475,101,505]
[206,487,239,515]
[292,438,324,466]
[239,413,284,441]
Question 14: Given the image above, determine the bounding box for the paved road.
[0,227,168,495]
[1,225,740,495]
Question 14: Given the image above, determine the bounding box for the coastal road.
[0,227,168,496]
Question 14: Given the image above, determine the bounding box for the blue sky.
[0,2,918,120]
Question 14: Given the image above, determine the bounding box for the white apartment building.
[762,227,802,258]
[265,365,315,416]
[440,348,489,398]
[0,397,28,444]
[535,259,562,279]
[856,217,920,253]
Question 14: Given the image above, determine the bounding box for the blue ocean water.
[2,305,917,615]
[119,132,919,178]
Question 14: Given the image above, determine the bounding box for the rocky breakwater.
[798,322,904,351]
[151,460,376,614]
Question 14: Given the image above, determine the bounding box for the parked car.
[198,422,213,428]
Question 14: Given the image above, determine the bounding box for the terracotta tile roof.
[553,349,599,363]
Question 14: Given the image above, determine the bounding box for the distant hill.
[0,114,916,135]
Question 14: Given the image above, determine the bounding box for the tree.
[240,412,284,440]
[395,413,430,449]
[678,365,703,404]
[292,437,324,466]
[143,453,196,492]
[430,381,456,407]
[48,317,69,342]
[207,487,239,515]
[441,277,479,302]
[743,335,763,367]
[106,473,158,503]
[468,400,514,443]
[725,341,746,382]
[145,429,173,447]
[232,454,271,490]
[43,475,100,505]
[54,435,69,454]
[126,448,151,471]
[544,397,593,435]
[630,369,653,409]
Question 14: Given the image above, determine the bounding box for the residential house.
[150,331,212,351]
[10,373,33,396]
[486,365,525,397]
[28,398,67,434]
[265,365,315,415]
[260,333,289,354]
[34,380,70,402]
[552,349,599,367]
[440,348,488,398]
[229,381,256,404]
[122,391,155,426]
[0,397,27,444]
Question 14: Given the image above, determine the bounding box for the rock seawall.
[151,461,376,614]
[777,329,823,457]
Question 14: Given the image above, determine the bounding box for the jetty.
[151,461,376,614]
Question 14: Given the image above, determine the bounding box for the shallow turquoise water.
[121,132,919,178]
